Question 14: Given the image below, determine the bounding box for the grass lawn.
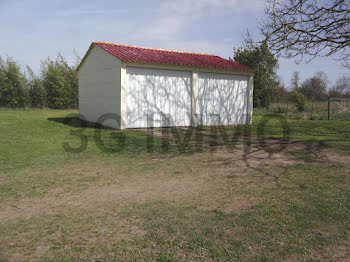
[0,109,349,261]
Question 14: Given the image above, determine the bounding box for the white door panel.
[126,67,192,128]
[198,73,249,125]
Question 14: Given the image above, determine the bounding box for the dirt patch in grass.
[210,144,299,169]
[146,128,350,166]
[198,195,253,214]
[0,172,199,221]
[316,148,350,165]
[0,145,299,222]
[2,136,350,223]
[3,212,147,262]
[0,150,349,261]
[278,141,350,165]
[3,136,349,222]
[0,155,210,221]
[1,134,349,261]
[285,240,350,262]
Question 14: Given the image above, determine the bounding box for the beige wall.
[78,45,122,129]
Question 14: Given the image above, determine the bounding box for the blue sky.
[0,0,348,87]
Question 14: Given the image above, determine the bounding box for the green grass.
[0,109,349,261]
[250,115,350,152]
[174,115,350,154]
[0,109,164,172]
[121,164,349,261]
[255,101,350,121]
[254,102,331,120]
[1,109,350,174]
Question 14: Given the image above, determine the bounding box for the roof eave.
[120,60,255,73]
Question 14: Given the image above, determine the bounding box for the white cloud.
[57,7,128,16]
[159,0,263,17]
[141,0,264,42]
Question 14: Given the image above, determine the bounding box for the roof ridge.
[92,41,218,57]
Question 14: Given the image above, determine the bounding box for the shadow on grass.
[47,116,350,158]
[48,117,113,130]
[47,117,182,156]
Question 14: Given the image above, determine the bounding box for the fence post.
[310,101,314,119]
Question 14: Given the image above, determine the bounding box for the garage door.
[198,73,249,126]
[126,67,192,128]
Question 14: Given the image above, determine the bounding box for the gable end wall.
[78,45,122,129]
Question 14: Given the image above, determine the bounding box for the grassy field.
[0,109,349,261]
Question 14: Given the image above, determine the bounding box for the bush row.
[0,54,79,109]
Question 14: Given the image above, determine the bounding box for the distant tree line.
[273,71,350,112]
[0,54,79,109]
[279,71,350,102]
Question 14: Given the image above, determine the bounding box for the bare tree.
[299,71,329,101]
[290,71,300,90]
[260,0,350,67]
[329,75,350,97]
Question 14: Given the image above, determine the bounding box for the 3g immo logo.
[62,113,290,154]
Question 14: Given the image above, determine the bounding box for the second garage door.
[198,73,249,126]
[126,67,192,128]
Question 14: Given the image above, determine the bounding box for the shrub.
[292,90,308,112]
[272,106,287,114]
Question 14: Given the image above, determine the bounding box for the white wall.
[198,73,249,125]
[125,67,192,128]
[78,46,122,129]
[122,61,254,128]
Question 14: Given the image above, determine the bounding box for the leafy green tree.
[233,41,279,108]
[58,54,78,109]
[41,54,78,109]
[292,90,308,112]
[26,66,46,108]
[41,59,65,109]
[0,57,30,108]
[0,53,79,109]
[0,57,5,106]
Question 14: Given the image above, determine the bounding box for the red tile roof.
[93,41,255,72]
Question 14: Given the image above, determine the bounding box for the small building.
[77,41,254,129]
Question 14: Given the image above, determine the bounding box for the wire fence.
[328,98,350,120]
[255,99,350,121]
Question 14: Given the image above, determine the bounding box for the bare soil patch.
[2,135,349,222]
[0,145,297,222]
[145,128,350,166]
